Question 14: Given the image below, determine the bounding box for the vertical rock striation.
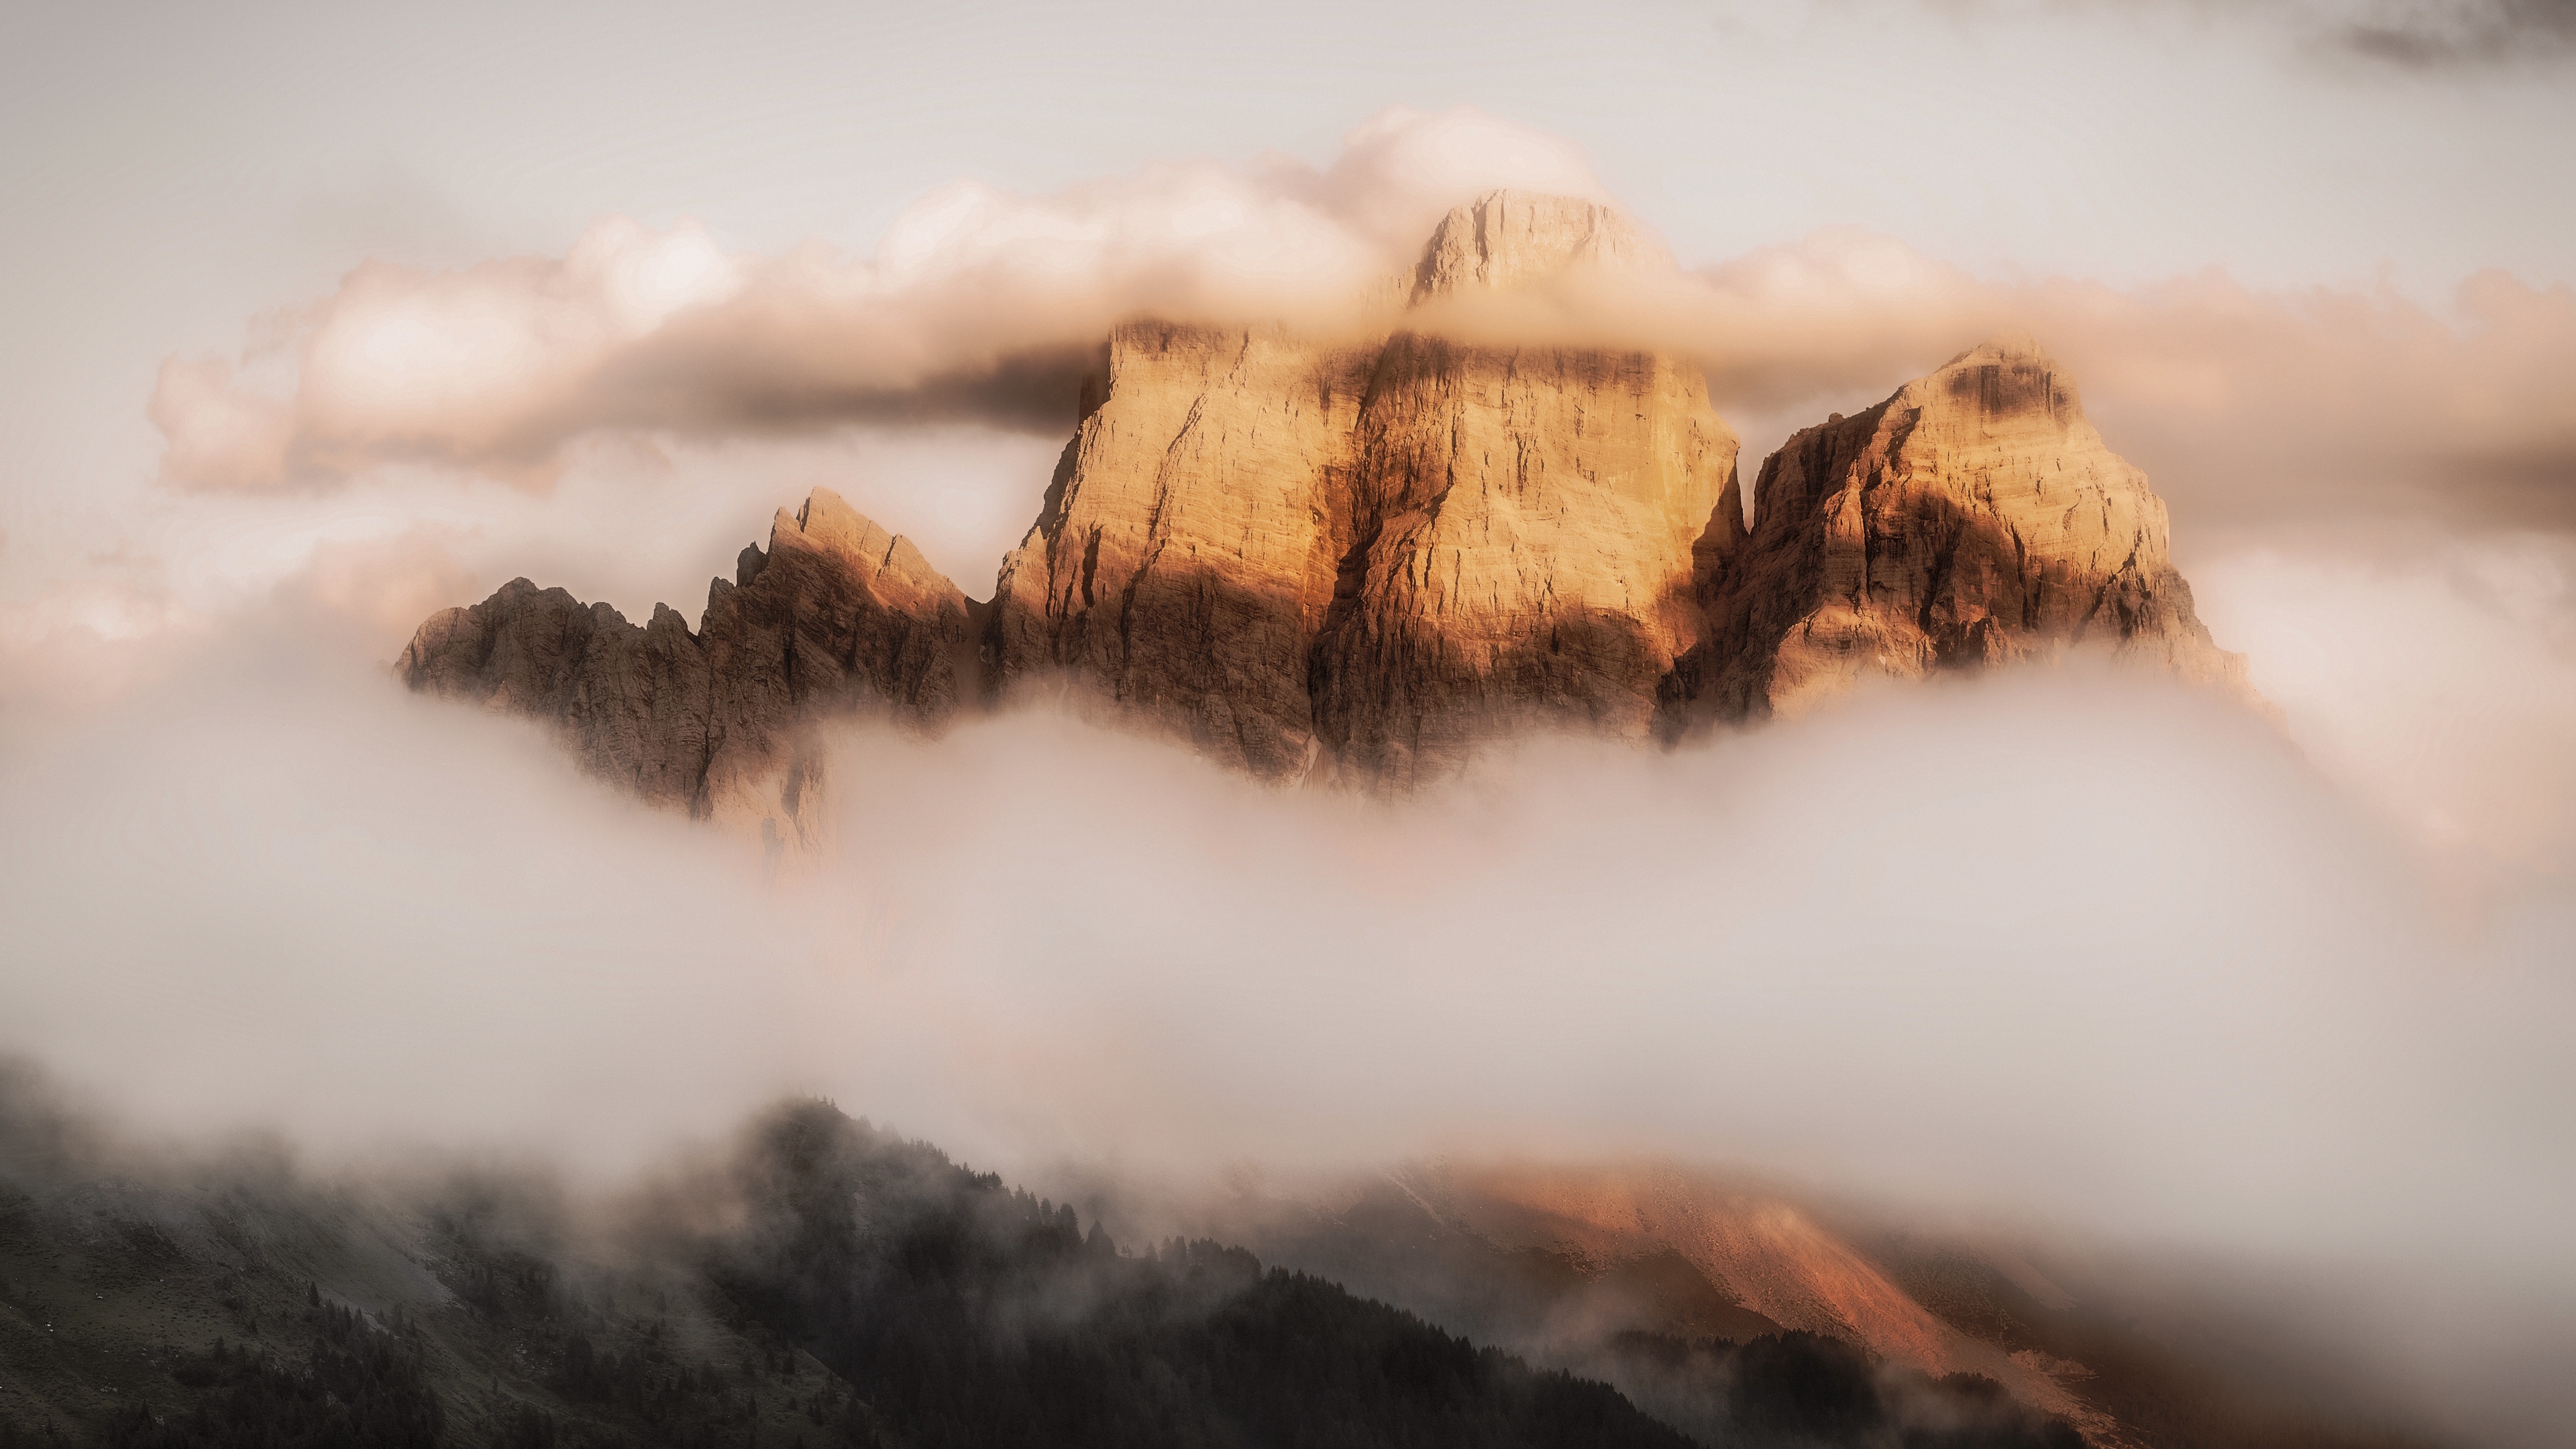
[398,488,973,844]
[1661,336,2247,729]
[1308,337,1739,786]
[988,190,1740,785]
[986,323,1379,779]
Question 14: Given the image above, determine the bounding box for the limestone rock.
[1309,337,1739,786]
[989,192,1739,785]
[398,488,972,845]
[1408,189,1665,303]
[987,323,1379,779]
[1662,336,2249,727]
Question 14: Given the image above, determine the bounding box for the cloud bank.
[1841,2,2576,72]
[2328,0,2576,68]
[146,105,1605,492]
[0,582,2569,1443]
[146,107,2576,554]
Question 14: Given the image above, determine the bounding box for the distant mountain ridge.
[398,191,2248,841]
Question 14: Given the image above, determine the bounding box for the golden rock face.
[1663,336,2249,730]
[399,196,2249,818]
[987,321,1381,782]
[989,317,1743,786]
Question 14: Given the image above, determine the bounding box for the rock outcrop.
[398,488,973,845]
[985,323,1379,780]
[1306,337,1739,786]
[1661,335,2247,729]
[989,191,1741,786]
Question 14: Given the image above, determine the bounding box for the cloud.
[149,141,2576,552]
[2191,533,2576,877]
[1670,244,2576,539]
[2330,0,2576,68]
[148,105,1606,494]
[1850,1,2576,71]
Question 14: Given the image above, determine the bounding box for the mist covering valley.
[3,584,2571,1444]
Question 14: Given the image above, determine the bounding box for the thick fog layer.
[1,584,2569,1441]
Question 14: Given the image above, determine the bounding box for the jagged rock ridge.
[399,193,2249,827]
[398,487,973,846]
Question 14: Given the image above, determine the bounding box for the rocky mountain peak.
[401,288,2249,822]
[1658,337,2249,727]
[1905,331,2087,439]
[1407,189,1664,304]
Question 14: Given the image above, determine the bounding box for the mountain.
[988,189,1739,786]
[1659,335,2245,729]
[989,326,1739,786]
[1408,188,1664,302]
[398,191,2246,828]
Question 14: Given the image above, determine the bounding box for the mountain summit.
[398,195,2248,839]
[1407,189,1666,303]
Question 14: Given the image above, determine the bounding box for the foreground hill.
[0,1075,2100,1449]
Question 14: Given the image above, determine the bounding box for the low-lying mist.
[1,597,2570,1443]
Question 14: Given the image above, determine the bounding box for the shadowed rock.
[398,487,973,845]
[986,322,1379,780]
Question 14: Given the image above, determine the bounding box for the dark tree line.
[0,1099,2101,1449]
[69,1299,444,1449]
[692,1101,1694,1449]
